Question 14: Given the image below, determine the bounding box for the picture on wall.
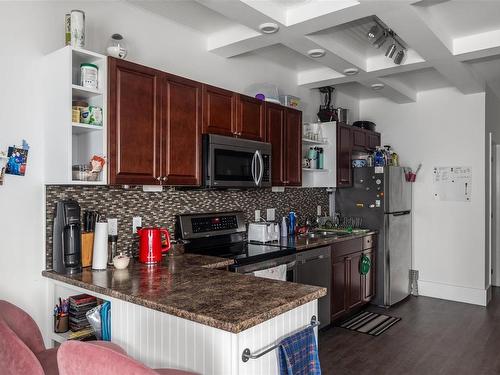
[0,153,8,185]
[6,146,29,176]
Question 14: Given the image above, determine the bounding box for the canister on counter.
[80,63,98,90]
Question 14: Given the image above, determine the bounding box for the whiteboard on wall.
[432,166,472,202]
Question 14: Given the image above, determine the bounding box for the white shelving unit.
[43,46,107,184]
[302,121,337,188]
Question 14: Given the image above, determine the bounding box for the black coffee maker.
[53,200,82,274]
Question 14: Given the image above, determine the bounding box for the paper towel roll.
[92,222,108,270]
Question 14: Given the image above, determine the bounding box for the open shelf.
[302,138,328,145]
[303,168,329,173]
[72,84,103,99]
[72,122,103,134]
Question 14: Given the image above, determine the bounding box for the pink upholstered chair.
[58,340,197,375]
[0,300,125,375]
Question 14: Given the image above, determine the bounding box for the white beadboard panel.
[48,280,319,375]
[237,301,318,375]
[111,298,235,374]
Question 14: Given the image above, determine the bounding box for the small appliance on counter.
[53,200,82,274]
[137,227,171,264]
[248,222,280,243]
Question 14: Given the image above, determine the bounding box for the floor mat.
[339,311,401,336]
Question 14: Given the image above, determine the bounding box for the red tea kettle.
[137,227,171,264]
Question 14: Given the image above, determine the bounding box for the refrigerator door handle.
[392,211,411,216]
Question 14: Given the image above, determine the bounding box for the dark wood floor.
[319,288,500,375]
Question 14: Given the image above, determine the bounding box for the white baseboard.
[418,280,488,306]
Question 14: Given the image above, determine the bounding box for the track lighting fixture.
[367,18,407,65]
[367,25,379,39]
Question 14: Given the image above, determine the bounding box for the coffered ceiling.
[130,0,500,103]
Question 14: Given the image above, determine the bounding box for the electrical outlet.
[317,205,322,216]
[132,216,142,234]
[254,210,261,222]
[266,208,276,222]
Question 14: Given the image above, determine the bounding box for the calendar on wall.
[432,166,472,202]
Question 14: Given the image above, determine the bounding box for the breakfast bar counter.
[42,252,325,333]
[43,251,325,375]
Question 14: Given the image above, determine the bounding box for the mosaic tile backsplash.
[45,186,330,269]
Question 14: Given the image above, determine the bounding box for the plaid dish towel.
[278,326,321,375]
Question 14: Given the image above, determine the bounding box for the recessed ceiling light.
[371,83,385,91]
[343,68,359,76]
[259,22,279,34]
[307,49,326,58]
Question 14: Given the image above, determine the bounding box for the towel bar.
[241,315,320,363]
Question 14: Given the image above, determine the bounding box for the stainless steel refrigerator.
[336,166,412,307]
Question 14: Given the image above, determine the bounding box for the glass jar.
[106,34,128,59]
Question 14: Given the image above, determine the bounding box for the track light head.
[394,49,406,65]
[385,42,397,58]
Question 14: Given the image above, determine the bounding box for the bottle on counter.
[288,211,296,235]
[281,217,288,237]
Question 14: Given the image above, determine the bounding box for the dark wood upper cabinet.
[367,132,381,150]
[202,85,237,137]
[285,108,302,186]
[108,58,161,185]
[352,128,367,151]
[337,124,352,187]
[236,94,265,141]
[265,104,302,186]
[161,74,202,186]
[109,58,201,186]
[266,104,286,186]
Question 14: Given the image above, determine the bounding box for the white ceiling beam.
[454,29,500,62]
[377,5,484,94]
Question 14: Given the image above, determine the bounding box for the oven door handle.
[251,151,257,185]
[255,150,264,186]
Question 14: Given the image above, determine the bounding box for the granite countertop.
[274,230,378,252]
[42,252,326,334]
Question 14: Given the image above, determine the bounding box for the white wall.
[0,1,320,343]
[486,86,500,287]
[360,88,487,305]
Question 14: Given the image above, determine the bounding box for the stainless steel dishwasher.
[296,246,331,329]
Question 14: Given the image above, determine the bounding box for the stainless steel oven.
[203,134,272,188]
[231,254,297,282]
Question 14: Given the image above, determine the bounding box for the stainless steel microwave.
[203,134,272,188]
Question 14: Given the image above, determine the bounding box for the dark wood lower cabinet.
[331,235,376,322]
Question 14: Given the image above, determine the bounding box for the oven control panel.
[191,215,239,233]
[176,211,246,240]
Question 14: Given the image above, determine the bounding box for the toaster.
[247,222,279,243]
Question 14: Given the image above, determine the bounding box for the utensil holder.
[54,314,69,333]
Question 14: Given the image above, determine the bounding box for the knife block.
[81,232,94,268]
